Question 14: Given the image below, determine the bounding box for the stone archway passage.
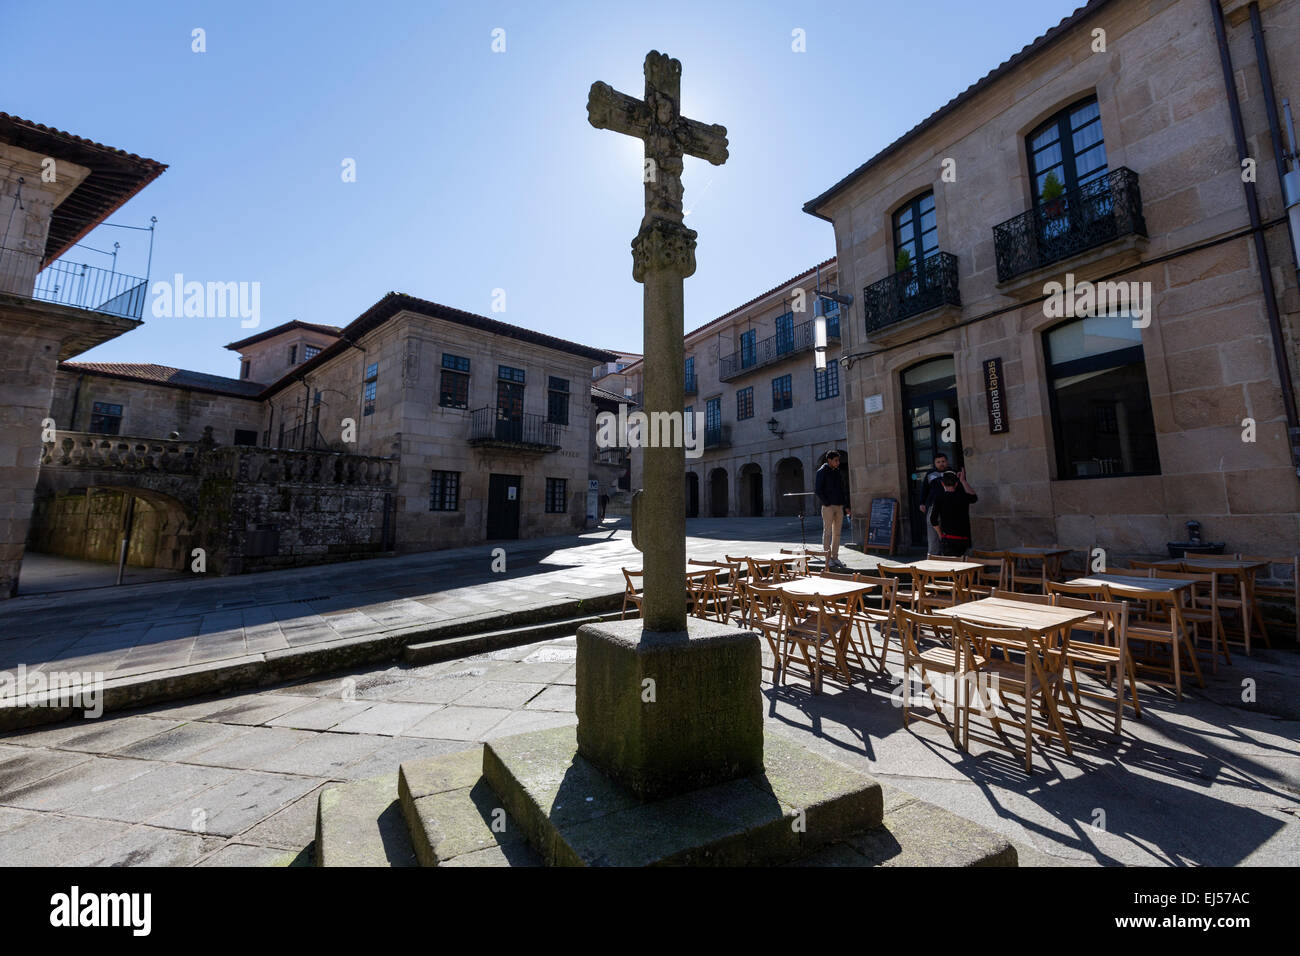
[685,472,700,518]
[738,463,763,517]
[709,468,729,517]
[27,485,193,572]
[775,458,805,517]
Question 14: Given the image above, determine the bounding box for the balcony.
[993,167,1147,283]
[703,425,730,449]
[0,246,149,320]
[863,251,961,334]
[468,407,561,452]
[718,316,840,382]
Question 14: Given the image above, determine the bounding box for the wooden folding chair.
[915,565,975,613]
[1128,558,1186,573]
[621,568,643,620]
[876,562,918,610]
[967,555,1007,598]
[742,581,786,677]
[1048,592,1137,734]
[690,558,742,623]
[780,548,818,577]
[1152,568,1225,673]
[992,588,1052,605]
[896,607,979,747]
[853,574,898,672]
[957,619,1074,773]
[780,592,856,694]
[1103,581,1203,701]
[686,567,725,622]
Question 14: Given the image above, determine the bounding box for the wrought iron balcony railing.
[468,406,561,450]
[703,425,730,449]
[993,167,1147,283]
[718,316,840,382]
[0,246,149,320]
[863,251,961,334]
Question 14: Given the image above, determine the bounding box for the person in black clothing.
[919,453,949,555]
[928,468,977,557]
[814,452,851,569]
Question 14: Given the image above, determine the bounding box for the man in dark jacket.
[814,452,851,569]
[919,453,950,555]
[928,468,978,557]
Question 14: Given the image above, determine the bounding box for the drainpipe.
[68,372,85,430]
[1249,3,1300,277]
[1210,0,1300,480]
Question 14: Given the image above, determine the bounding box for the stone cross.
[587,51,728,633]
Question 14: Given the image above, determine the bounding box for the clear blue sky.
[3,0,1084,377]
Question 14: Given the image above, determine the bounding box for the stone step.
[314,773,419,867]
[318,741,1016,868]
[402,611,623,665]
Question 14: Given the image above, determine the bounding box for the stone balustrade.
[41,433,203,474]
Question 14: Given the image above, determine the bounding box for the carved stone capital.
[631,217,697,282]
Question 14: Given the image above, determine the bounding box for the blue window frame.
[815,360,839,400]
[363,362,378,416]
[737,386,754,420]
[740,329,756,369]
[772,374,792,411]
[775,313,794,355]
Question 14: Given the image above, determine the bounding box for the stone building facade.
[627,258,849,520]
[804,0,1300,558]
[0,113,165,598]
[226,320,344,386]
[257,294,617,551]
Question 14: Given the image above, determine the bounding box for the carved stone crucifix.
[587,51,728,633]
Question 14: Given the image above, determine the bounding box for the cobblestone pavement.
[1,624,1297,866]
[0,517,862,705]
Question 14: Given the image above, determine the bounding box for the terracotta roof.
[802,0,1116,218]
[224,320,344,351]
[60,362,264,398]
[258,292,620,397]
[0,113,167,263]
[619,255,838,372]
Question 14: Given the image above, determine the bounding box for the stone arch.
[708,468,729,518]
[27,483,194,572]
[774,457,805,516]
[685,471,700,518]
[738,463,764,517]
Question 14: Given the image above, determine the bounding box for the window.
[893,191,938,272]
[705,396,721,436]
[430,470,460,511]
[815,360,840,400]
[363,362,378,416]
[304,344,320,361]
[498,365,526,384]
[1028,97,1107,202]
[1044,313,1159,478]
[440,353,471,409]
[233,429,258,445]
[547,376,570,425]
[684,356,696,391]
[684,404,694,440]
[775,312,794,355]
[737,386,754,420]
[772,375,792,411]
[288,345,298,365]
[546,477,567,513]
[89,402,122,435]
[240,359,250,380]
[818,295,841,339]
[740,329,756,369]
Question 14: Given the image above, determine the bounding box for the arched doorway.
[774,458,804,516]
[738,464,763,517]
[27,485,193,571]
[685,472,700,518]
[708,468,728,517]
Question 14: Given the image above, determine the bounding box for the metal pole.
[115,495,136,586]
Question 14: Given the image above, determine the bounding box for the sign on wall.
[983,357,1009,434]
[587,479,599,521]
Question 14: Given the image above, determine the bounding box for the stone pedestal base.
[575,618,762,800]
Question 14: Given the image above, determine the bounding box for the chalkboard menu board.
[864,497,898,553]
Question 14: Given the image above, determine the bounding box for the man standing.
[814,451,851,569]
[928,468,978,557]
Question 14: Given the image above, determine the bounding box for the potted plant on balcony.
[894,247,917,299]
[1040,171,1067,219]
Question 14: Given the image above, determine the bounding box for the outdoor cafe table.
[933,596,1096,735]
[1181,557,1270,649]
[770,576,883,678]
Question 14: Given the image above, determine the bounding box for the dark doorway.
[775,458,804,516]
[487,473,522,539]
[739,464,763,516]
[685,472,700,518]
[901,357,963,546]
[708,468,728,517]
